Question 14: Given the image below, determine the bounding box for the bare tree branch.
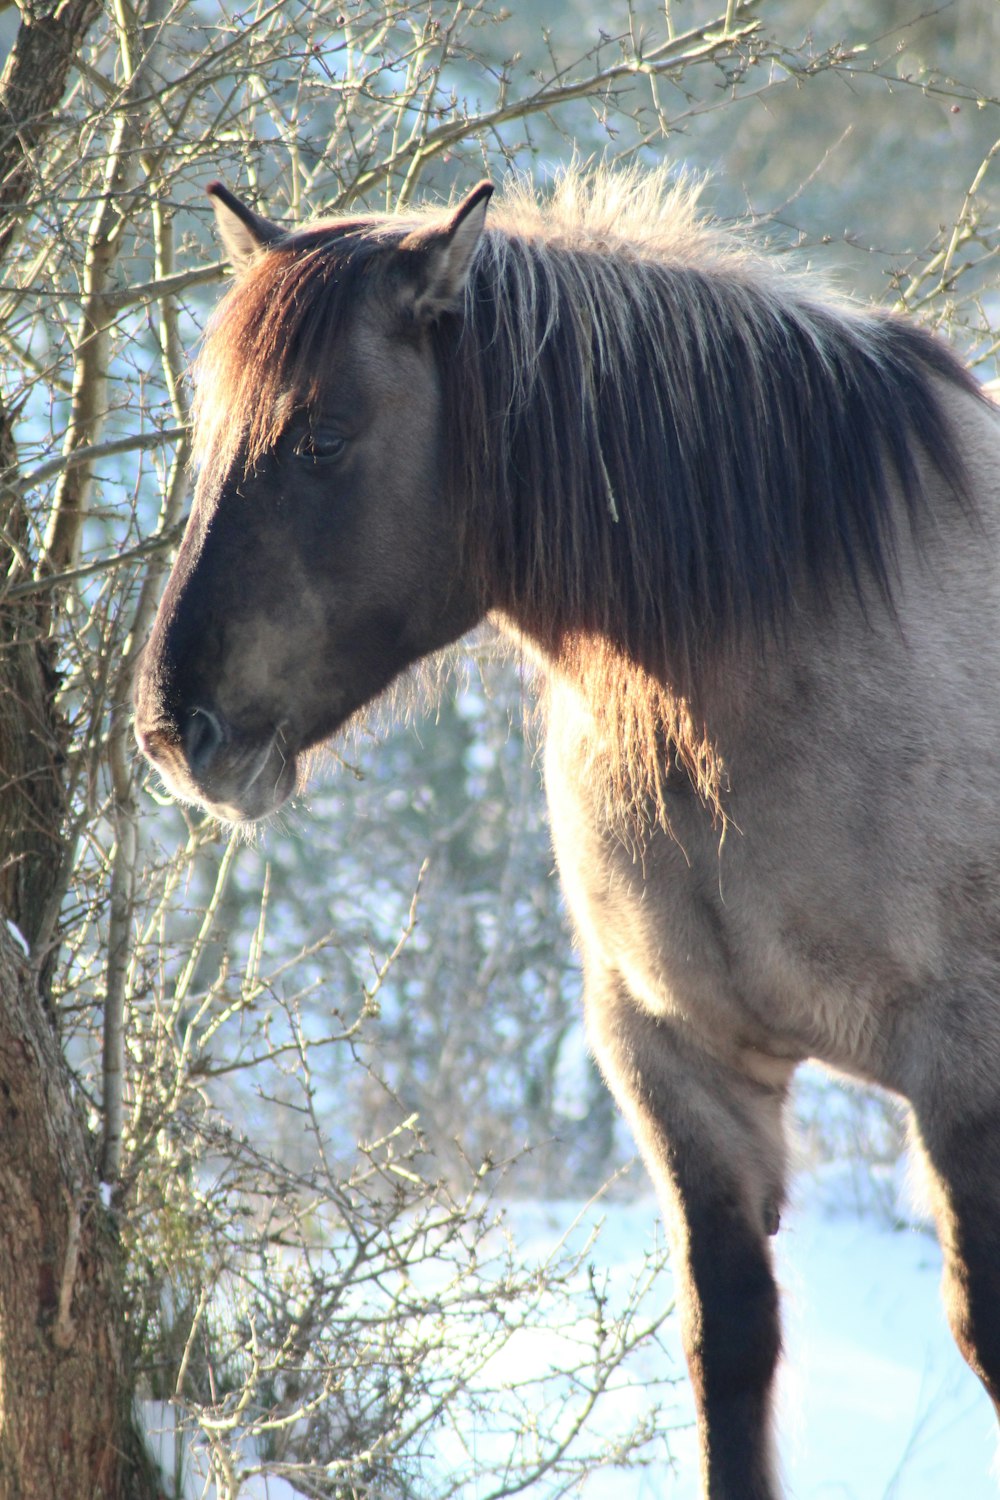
[2,516,187,603]
[341,4,765,203]
[0,0,104,264]
[15,425,188,495]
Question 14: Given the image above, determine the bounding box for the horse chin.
[199,739,298,824]
[203,751,297,824]
[139,726,297,825]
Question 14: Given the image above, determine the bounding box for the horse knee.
[910,1110,1000,1408]
[675,1196,782,1500]
[686,1232,782,1408]
[934,1190,1000,1407]
[942,1252,1000,1407]
[586,981,786,1496]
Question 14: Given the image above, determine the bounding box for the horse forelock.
[192,224,402,495]
[193,168,981,826]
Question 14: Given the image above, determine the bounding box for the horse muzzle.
[135,706,297,823]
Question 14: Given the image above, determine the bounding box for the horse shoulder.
[542,381,1000,1085]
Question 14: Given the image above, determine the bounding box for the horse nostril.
[183,706,226,777]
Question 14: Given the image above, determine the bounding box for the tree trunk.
[0,409,158,1493]
[0,1,159,1487]
[0,0,104,261]
[0,926,159,1498]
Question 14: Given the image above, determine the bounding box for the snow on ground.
[489,1181,999,1499]
[772,1182,997,1500]
[147,1173,998,1498]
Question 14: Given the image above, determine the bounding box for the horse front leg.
[906,1090,1000,1423]
[586,969,791,1500]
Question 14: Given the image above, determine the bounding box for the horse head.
[134,182,493,820]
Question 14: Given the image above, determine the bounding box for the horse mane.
[194,168,981,824]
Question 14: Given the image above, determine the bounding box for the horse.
[133,169,1000,1498]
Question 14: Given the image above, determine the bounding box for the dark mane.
[195,172,981,816]
[439,200,978,690]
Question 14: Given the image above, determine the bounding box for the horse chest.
[543,700,905,1079]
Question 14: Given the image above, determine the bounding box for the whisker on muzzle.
[241,729,282,795]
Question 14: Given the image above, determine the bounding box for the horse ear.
[207,181,284,272]
[398,181,493,320]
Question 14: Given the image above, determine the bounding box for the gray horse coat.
[134,171,1000,1498]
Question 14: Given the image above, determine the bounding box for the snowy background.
[9,1,999,1494]
[510,1181,999,1499]
[147,1162,999,1499]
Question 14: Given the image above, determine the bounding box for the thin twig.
[2,516,187,602]
[15,425,188,494]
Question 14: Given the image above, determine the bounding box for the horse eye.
[294,431,346,464]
